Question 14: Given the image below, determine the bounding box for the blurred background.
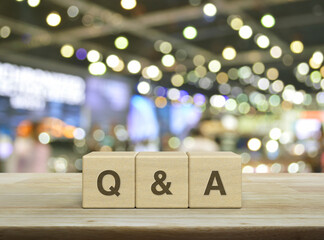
[0,0,324,174]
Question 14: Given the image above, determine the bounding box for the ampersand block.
[82,152,137,208]
[187,152,242,208]
[135,152,188,208]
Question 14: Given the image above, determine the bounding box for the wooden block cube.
[188,152,241,208]
[136,152,188,208]
[82,152,137,208]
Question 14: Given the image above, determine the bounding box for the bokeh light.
[88,62,107,75]
[120,0,137,10]
[137,81,150,95]
[183,26,197,40]
[27,0,40,7]
[229,16,243,30]
[161,54,175,67]
[203,3,217,17]
[0,26,11,38]
[270,46,282,59]
[261,14,275,28]
[106,55,120,68]
[127,60,141,74]
[247,138,262,151]
[290,40,304,54]
[87,50,100,63]
[222,46,236,60]
[239,25,253,39]
[256,35,270,48]
[67,6,79,18]
[46,12,61,27]
[60,44,74,58]
[115,36,129,50]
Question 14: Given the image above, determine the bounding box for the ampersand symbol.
[151,170,172,195]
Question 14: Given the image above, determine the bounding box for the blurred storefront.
[0,0,324,173]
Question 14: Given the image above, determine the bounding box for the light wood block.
[136,152,188,208]
[1,173,324,239]
[188,152,241,208]
[82,151,137,208]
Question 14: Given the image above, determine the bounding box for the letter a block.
[136,152,188,208]
[82,152,136,208]
[188,152,241,208]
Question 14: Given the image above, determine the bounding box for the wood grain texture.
[0,173,324,240]
[188,152,241,208]
[82,152,137,208]
[135,152,188,208]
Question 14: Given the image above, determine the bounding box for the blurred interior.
[1,0,324,173]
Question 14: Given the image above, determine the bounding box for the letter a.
[204,171,226,195]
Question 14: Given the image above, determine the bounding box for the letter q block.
[82,152,137,208]
[136,152,188,208]
[188,152,242,208]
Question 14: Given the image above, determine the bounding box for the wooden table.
[0,173,324,240]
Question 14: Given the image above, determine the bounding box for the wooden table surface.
[0,173,324,240]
